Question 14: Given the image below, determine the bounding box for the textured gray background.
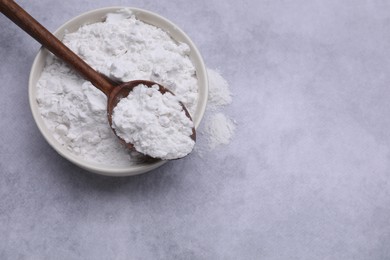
[1,0,390,259]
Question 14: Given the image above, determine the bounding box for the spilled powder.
[197,68,236,153]
[206,69,232,110]
[205,112,236,149]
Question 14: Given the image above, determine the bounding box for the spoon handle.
[0,0,114,96]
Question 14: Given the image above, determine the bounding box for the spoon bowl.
[107,80,196,150]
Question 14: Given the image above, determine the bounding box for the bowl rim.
[28,6,208,176]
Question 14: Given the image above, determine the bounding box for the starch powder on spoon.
[112,84,195,160]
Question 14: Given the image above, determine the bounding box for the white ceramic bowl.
[28,7,208,176]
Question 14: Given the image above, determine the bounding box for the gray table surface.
[1,0,390,259]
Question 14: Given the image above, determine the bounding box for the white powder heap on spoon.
[112,84,195,160]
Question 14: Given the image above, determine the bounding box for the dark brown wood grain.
[0,0,114,96]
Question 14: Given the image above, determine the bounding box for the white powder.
[36,9,236,165]
[206,69,232,109]
[205,113,236,149]
[197,69,236,152]
[112,84,195,159]
[36,9,198,165]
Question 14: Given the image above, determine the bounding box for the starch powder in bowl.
[29,7,208,176]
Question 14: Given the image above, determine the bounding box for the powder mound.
[112,84,195,160]
[206,68,232,109]
[205,113,236,149]
[196,69,236,153]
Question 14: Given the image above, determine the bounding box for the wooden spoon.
[0,0,196,155]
